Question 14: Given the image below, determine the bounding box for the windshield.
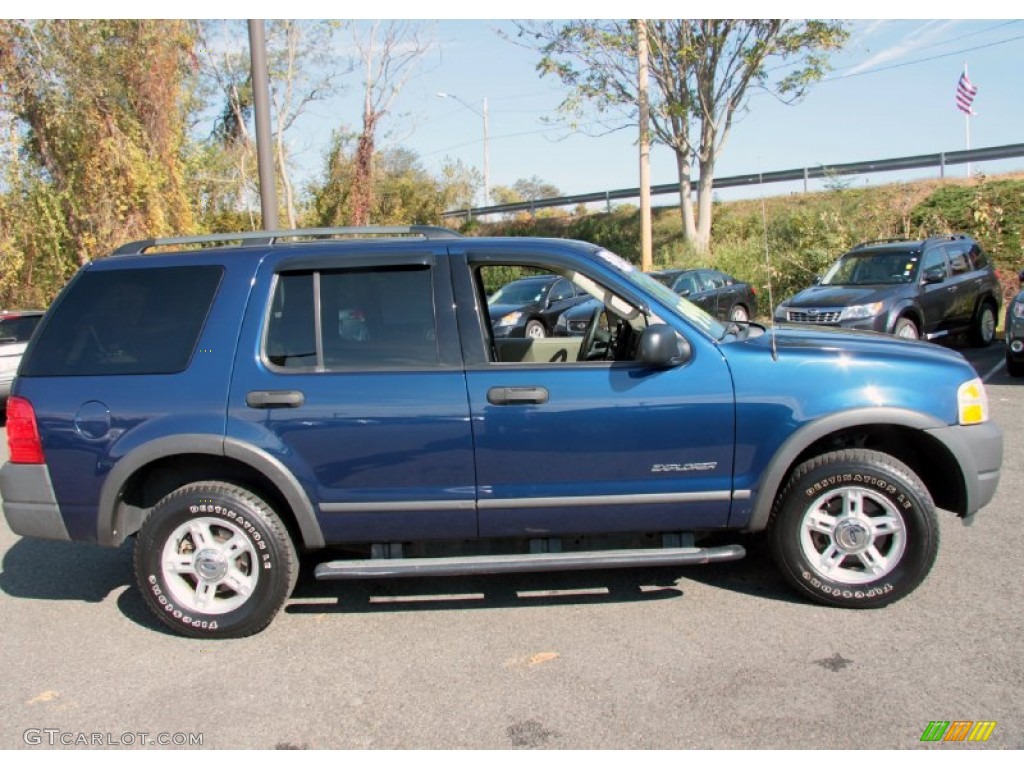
[489,280,546,305]
[593,250,727,339]
[822,251,920,286]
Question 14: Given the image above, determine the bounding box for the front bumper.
[775,310,888,334]
[1005,308,1024,360]
[925,420,1003,521]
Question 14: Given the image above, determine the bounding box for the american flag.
[956,69,978,116]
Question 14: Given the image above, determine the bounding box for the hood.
[783,284,903,309]
[719,324,974,424]
[753,325,962,362]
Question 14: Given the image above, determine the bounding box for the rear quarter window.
[21,265,223,376]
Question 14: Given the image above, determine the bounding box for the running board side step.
[314,544,745,580]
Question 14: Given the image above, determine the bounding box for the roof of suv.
[848,234,976,253]
[110,225,465,257]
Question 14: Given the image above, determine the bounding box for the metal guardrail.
[442,143,1024,221]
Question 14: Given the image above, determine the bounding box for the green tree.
[309,137,466,227]
[0,19,196,305]
[349,21,435,226]
[523,19,847,254]
[196,20,347,230]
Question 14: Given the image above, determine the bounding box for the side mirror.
[1018,268,1024,286]
[637,324,691,368]
[922,266,946,285]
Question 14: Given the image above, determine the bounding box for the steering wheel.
[577,305,605,362]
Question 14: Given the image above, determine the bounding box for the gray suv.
[774,235,1001,346]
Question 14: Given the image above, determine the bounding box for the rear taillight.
[6,396,45,464]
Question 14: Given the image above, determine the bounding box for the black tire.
[893,316,919,340]
[1007,350,1024,377]
[524,319,547,339]
[970,301,997,348]
[769,449,938,609]
[134,482,298,639]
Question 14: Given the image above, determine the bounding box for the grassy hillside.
[471,174,1024,314]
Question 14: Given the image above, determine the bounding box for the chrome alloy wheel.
[160,517,259,614]
[799,486,907,585]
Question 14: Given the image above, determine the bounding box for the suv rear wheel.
[770,449,938,608]
[134,482,298,639]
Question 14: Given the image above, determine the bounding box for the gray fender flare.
[885,300,921,334]
[744,407,949,532]
[97,434,324,548]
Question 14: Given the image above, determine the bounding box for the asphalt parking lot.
[0,340,1020,750]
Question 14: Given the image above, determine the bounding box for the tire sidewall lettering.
[804,472,912,510]
[144,495,281,634]
[800,570,895,599]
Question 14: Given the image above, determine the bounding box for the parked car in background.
[0,310,44,409]
[651,268,758,323]
[1005,269,1024,377]
[774,235,1001,346]
[487,274,589,338]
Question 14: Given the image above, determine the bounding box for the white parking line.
[982,358,1006,382]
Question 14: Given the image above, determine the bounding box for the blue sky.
[282,12,1024,206]
[34,7,1024,206]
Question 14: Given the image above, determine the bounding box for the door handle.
[246,390,305,408]
[487,386,549,405]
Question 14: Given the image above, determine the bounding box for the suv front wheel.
[893,317,919,340]
[134,482,298,639]
[769,449,938,608]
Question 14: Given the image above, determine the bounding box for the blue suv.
[0,227,1003,637]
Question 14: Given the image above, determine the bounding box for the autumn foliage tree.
[0,19,196,306]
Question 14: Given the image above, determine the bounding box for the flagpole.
[965,62,972,177]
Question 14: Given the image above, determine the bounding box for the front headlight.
[840,301,884,320]
[957,377,989,425]
[495,311,523,327]
[1012,302,1024,319]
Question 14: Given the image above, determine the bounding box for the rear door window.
[265,264,439,371]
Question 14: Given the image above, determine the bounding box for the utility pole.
[248,19,279,231]
[637,19,653,272]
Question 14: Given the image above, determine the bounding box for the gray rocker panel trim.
[97,435,324,548]
[478,490,733,509]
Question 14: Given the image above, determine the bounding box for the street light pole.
[438,92,489,208]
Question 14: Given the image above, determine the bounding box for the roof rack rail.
[112,225,463,256]
[851,233,966,250]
